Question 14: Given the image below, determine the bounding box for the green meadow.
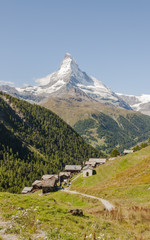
[0,146,150,239]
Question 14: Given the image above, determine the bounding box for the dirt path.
[71,173,82,182]
[61,189,115,211]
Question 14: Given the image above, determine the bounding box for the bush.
[110,149,120,157]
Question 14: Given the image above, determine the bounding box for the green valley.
[42,97,150,153]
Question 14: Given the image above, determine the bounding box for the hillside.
[0,147,150,239]
[71,145,150,203]
[42,98,150,153]
[69,146,150,239]
[0,92,103,193]
[1,53,150,152]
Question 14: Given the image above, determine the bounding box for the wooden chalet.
[42,174,59,183]
[42,176,57,193]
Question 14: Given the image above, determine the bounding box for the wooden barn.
[42,176,57,194]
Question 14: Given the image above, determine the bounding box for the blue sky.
[0,0,150,95]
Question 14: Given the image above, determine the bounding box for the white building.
[83,166,93,177]
[123,150,133,155]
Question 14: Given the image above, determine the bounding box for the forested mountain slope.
[74,110,150,153]
[0,92,103,193]
[42,98,150,153]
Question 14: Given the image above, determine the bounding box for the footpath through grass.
[0,147,150,239]
[69,146,150,239]
[71,146,150,204]
[1,190,149,240]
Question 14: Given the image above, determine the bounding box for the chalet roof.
[83,165,93,171]
[32,180,42,187]
[42,174,59,181]
[85,161,96,167]
[59,172,71,177]
[89,158,107,163]
[65,165,82,171]
[21,187,33,194]
[123,150,133,154]
[42,178,56,188]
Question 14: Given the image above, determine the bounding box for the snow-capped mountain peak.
[0,53,132,110]
[57,53,74,78]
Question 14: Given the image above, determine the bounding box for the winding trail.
[61,188,115,211]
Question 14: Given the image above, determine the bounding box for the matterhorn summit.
[0,53,131,109]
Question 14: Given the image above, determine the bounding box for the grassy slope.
[71,146,150,205]
[0,190,148,240]
[0,147,150,239]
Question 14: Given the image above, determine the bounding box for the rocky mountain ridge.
[0,53,131,110]
[117,93,150,116]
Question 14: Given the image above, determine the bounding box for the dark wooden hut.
[42,176,57,194]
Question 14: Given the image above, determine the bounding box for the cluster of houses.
[22,158,109,194]
[22,150,133,194]
[22,172,71,194]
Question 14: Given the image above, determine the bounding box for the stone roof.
[21,187,33,194]
[42,174,58,181]
[32,180,42,187]
[83,165,93,171]
[42,178,56,188]
[89,158,107,163]
[85,161,96,167]
[65,165,82,171]
[59,172,71,177]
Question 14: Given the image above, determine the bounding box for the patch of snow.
[138,94,150,104]
[117,93,135,97]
